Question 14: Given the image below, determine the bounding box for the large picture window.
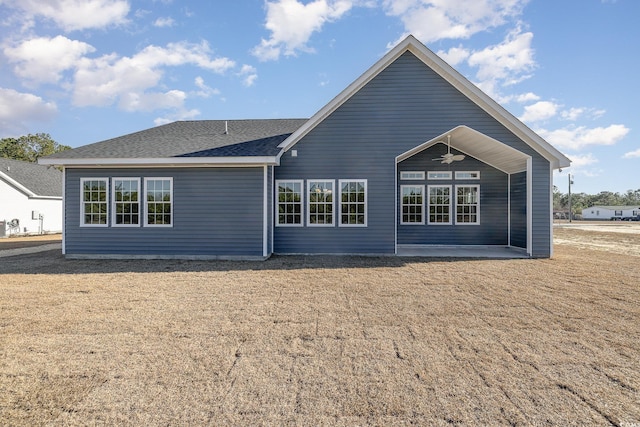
[144,178,173,227]
[276,180,303,226]
[456,185,479,224]
[401,185,424,224]
[428,185,451,224]
[308,180,334,226]
[81,178,108,226]
[339,180,367,226]
[112,178,140,226]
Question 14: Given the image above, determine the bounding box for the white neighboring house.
[0,158,63,236]
[582,205,640,220]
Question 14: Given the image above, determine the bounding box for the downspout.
[263,165,268,258]
[62,167,66,255]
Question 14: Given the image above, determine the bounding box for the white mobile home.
[582,206,640,220]
[0,158,63,236]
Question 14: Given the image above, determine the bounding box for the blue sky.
[0,0,637,195]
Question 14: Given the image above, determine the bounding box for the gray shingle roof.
[0,158,62,197]
[44,119,308,160]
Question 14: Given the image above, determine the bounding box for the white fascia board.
[0,171,37,197]
[278,35,571,170]
[38,156,279,167]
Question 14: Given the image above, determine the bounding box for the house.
[39,35,570,259]
[0,158,63,236]
[582,206,640,220]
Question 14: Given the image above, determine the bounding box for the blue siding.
[397,145,508,245]
[275,51,551,255]
[65,167,265,257]
[510,172,527,248]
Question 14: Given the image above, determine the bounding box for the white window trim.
[427,185,452,225]
[307,179,335,227]
[111,177,141,228]
[427,171,452,180]
[339,179,368,227]
[143,177,173,228]
[400,185,425,225]
[455,171,480,180]
[400,171,425,180]
[80,177,109,227]
[275,179,304,227]
[455,184,480,225]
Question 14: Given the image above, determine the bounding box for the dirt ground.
[0,225,639,426]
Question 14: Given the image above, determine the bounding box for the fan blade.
[452,155,465,161]
[441,158,453,164]
[432,157,443,161]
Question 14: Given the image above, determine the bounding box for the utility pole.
[568,173,574,223]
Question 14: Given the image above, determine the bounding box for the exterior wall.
[397,145,508,245]
[64,167,265,257]
[509,172,527,248]
[275,51,552,255]
[0,179,62,235]
[582,207,640,219]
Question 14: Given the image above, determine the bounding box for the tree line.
[0,133,70,162]
[554,187,640,213]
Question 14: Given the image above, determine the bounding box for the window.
[112,178,140,226]
[401,185,424,224]
[145,178,173,227]
[81,178,108,226]
[339,180,367,226]
[456,185,479,224]
[427,171,452,180]
[455,171,480,180]
[428,185,451,224]
[615,210,623,216]
[308,180,334,226]
[400,171,425,180]
[276,180,303,226]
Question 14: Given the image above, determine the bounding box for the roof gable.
[0,158,62,197]
[278,35,570,170]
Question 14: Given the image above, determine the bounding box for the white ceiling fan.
[432,135,465,164]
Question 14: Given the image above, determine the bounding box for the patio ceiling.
[397,125,531,174]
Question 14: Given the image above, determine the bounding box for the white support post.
[526,157,533,257]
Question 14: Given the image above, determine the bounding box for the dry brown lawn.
[0,225,639,426]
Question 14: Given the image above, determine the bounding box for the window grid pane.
[456,186,479,224]
[308,181,333,225]
[340,180,366,225]
[82,179,108,225]
[277,181,302,225]
[428,186,451,224]
[401,185,423,224]
[146,179,172,226]
[114,179,140,226]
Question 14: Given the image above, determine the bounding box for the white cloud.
[7,0,130,31]
[537,124,630,151]
[237,65,258,87]
[515,92,540,103]
[561,107,585,121]
[73,41,235,110]
[567,153,597,168]
[153,17,175,27]
[3,35,95,85]
[383,0,528,44]
[193,76,220,98]
[519,100,559,123]
[154,108,200,126]
[623,149,640,159]
[437,46,470,66]
[0,88,57,136]
[119,90,186,112]
[467,27,535,84]
[252,0,354,61]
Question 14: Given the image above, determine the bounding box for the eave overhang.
[38,156,279,168]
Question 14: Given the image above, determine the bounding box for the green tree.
[0,133,70,162]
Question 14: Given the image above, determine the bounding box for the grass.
[0,227,639,425]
